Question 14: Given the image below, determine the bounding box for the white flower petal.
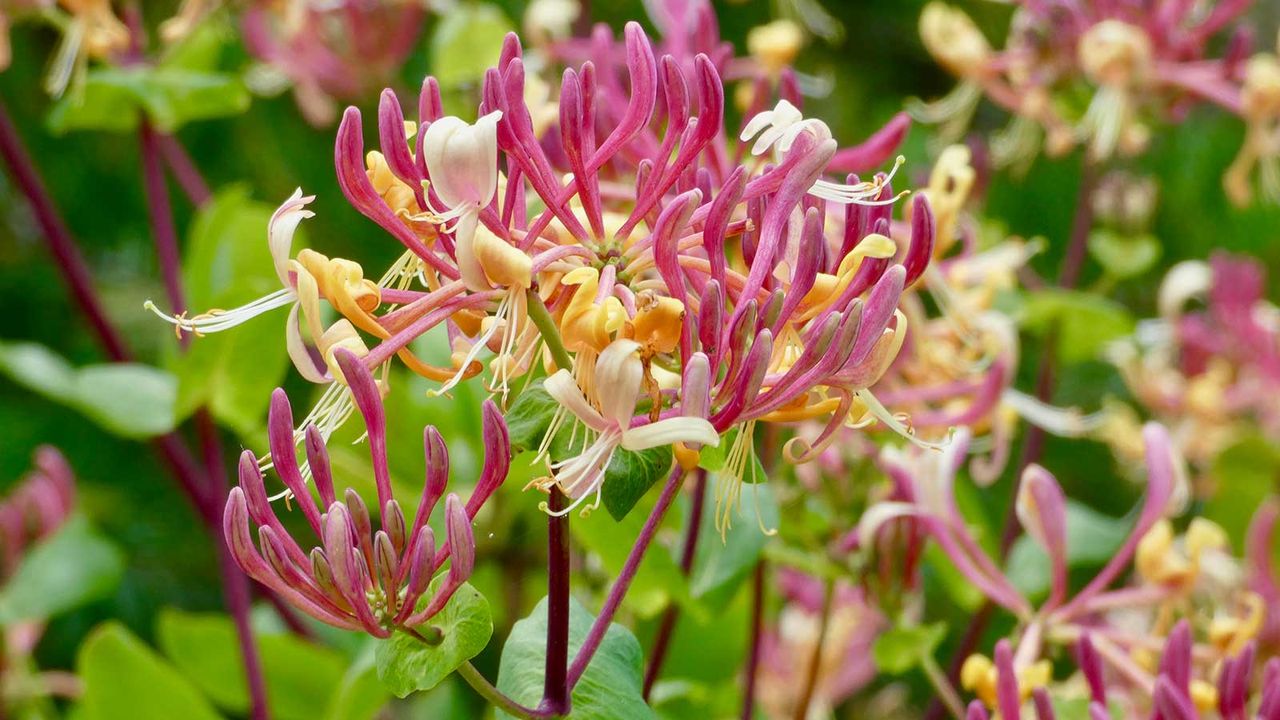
[620,417,720,451]
[544,370,609,432]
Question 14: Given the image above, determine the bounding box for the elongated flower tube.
[0,446,76,579]
[533,338,719,517]
[223,349,510,637]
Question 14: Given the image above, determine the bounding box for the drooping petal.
[543,370,610,432]
[621,417,720,451]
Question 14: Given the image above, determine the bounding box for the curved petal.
[269,188,314,288]
[543,370,608,432]
[620,416,720,451]
[593,339,643,427]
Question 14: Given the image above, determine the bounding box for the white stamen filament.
[144,289,295,337]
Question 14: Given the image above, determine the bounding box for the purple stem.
[567,466,687,688]
[159,133,212,207]
[0,99,216,515]
[741,560,765,720]
[139,122,186,322]
[0,101,130,362]
[642,469,708,698]
[541,489,571,715]
[199,412,269,720]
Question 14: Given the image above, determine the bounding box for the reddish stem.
[158,133,212,207]
[199,412,269,720]
[567,466,686,688]
[642,469,707,698]
[541,489,571,715]
[0,102,130,362]
[139,122,186,324]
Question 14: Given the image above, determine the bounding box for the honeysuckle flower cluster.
[237,0,427,126]
[913,0,1256,169]
[0,446,75,579]
[224,349,510,637]
[1107,252,1280,490]
[864,144,1101,482]
[856,423,1276,716]
[153,11,940,530]
[962,622,1280,719]
[0,0,129,95]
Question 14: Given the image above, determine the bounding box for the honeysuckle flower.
[179,14,933,533]
[913,0,1256,169]
[240,0,426,126]
[419,111,504,240]
[1108,253,1280,489]
[857,423,1271,716]
[224,349,510,637]
[1224,41,1280,205]
[533,338,719,517]
[757,569,885,720]
[741,99,905,205]
[0,446,75,579]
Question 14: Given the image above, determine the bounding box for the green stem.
[921,654,966,720]
[399,628,550,719]
[456,661,551,720]
[526,289,574,371]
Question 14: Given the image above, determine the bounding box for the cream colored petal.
[620,417,720,451]
[593,339,643,427]
[543,370,610,433]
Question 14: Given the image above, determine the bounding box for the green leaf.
[602,445,673,521]
[169,186,292,436]
[157,609,354,720]
[374,580,493,698]
[872,622,946,674]
[688,480,778,611]
[1087,230,1160,279]
[1005,500,1132,598]
[324,644,392,720]
[46,71,142,134]
[571,492,692,619]
[0,341,76,401]
[0,341,176,439]
[47,66,249,134]
[1204,434,1280,555]
[72,364,177,438]
[429,4,515,91]
[77,623,222,720]
[0,516,124,623]
[496,595,653,720]
[504,383,559,453]
[1020,289,1135,365]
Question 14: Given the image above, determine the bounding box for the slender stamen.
[144,289,295,337]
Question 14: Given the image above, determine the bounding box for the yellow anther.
[747,20,804,77]
[1136,520,1192,586]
